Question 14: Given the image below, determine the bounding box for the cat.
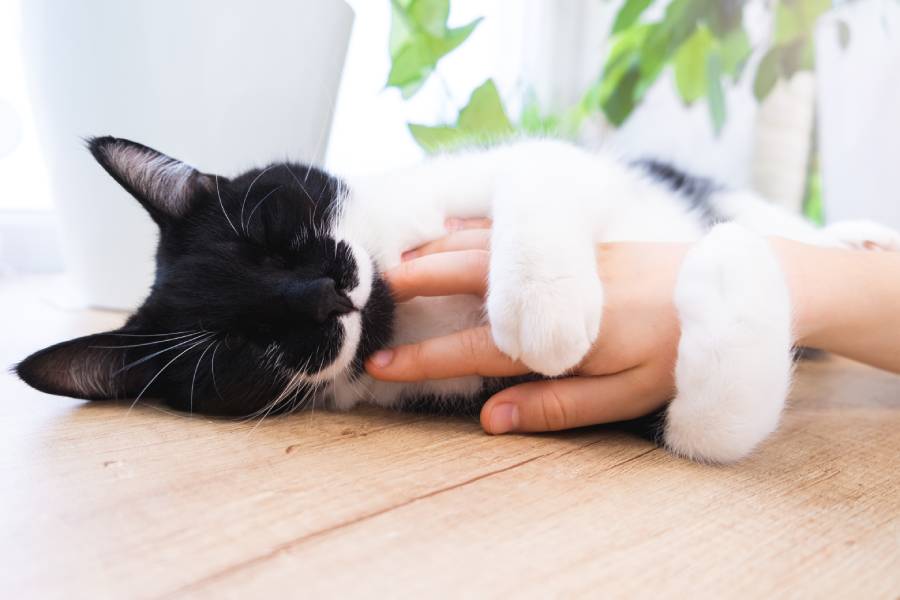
[17,136,900,463]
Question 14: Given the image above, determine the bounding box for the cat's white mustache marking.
[292,239,372,384]
[346,241,373,310]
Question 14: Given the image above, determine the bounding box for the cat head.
[16,137,393,416]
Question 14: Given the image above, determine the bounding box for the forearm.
[772,238,900,373]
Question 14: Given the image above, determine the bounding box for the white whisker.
[189,338,217,415]
[216,175,240,237]
[126,334,214,415]
[240,165,275,232]
[113,332,211,375]
[245,185,283,229]
[91,331,203,349]
[107,330,198,338]
[283,164,315,205]
[209,340,226,403]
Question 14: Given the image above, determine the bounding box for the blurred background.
[1,0,898,309]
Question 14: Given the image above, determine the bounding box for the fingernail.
[445,218,463,232]
[401,250,417,262]
[489,404,519,434]
[370,349,394,368]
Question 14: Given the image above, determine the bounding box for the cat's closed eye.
[259,254,289,270]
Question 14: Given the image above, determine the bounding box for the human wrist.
[768,238,830,348]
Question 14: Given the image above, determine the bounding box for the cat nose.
[283,277,354,323]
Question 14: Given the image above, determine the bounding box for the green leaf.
[590,20,670,127]
[407,124,469,154]
[553,106,589,138]
[519,91,544,133]
[753,47,781,101]
[430,19,483,64]
[408,79,514,153]
[519,90,566,136]
[779,38,811,78]
[774,2,803,44]
[457,79,514,135]
[638,0,709,84]
[774,0,831,45]
[638,24,673,81]
[706,53,726,135]
[802,166,825,225]
[408,0,451,36]
[604,24,653,77]
[389,0,415,55]
[706,0,744,36]
[387,0,482,99]
[612,0,655,34]
[673,26,714,104]
[601,65,643,126]
[660,0,709,51]
[387,40,433,90]
[588,24,653,117]
[719,27,752,79]
[799,0,832,29]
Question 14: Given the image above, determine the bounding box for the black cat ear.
[15,329,181,401]
[87,136,217,222]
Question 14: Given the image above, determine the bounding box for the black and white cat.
[17,137,900,462]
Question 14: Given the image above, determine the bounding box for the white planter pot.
[22,0,354,309]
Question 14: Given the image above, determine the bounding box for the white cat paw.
[487,256,603,377]
[823,220,900,252]
[666,223,793,463]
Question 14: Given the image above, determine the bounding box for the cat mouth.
[302,242,374,383]
[333,292,357,316]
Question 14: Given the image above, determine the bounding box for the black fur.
[17,140,709,434]
[399,374,545,417]
[635,159,723,227]
[17,137,395,416]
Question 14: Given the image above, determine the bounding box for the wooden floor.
[3,275,900,599]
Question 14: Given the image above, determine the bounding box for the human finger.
[385,250,489,302]
[402,229,490,261]
[480,368,668,434]
[365,325,529,381]
[445,217,492,231]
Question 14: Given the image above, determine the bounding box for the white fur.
[318,139,898,462]
[821,220,900,251]
[298,241,372,385]
[103,142,198,215]
[665,223,792,463]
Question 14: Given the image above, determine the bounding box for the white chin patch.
[305,240,373,383]
[345,241,373,310]
[306,311,362,383]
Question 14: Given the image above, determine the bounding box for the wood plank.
[2,276,898,599]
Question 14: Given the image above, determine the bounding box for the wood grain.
[2,276,898,599]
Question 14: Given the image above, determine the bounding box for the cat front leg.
[665,223,793,462]
[487,164,605,376]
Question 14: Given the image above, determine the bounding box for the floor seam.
[164,450,555,597]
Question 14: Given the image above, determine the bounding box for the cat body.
[18,137,900,462]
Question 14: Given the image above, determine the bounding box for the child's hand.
[366,220,690,435]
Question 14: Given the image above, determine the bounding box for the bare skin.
[366,220,900,435]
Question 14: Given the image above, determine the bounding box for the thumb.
[480,369,661,434]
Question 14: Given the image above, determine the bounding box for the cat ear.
[16,329,175,401]
[87,136,218,222]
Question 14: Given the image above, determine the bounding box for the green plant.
[386,0,482,99]
[386,0,875,221]
[387,0,855,149]
[387,0,566,152]
[594,0,844,134]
